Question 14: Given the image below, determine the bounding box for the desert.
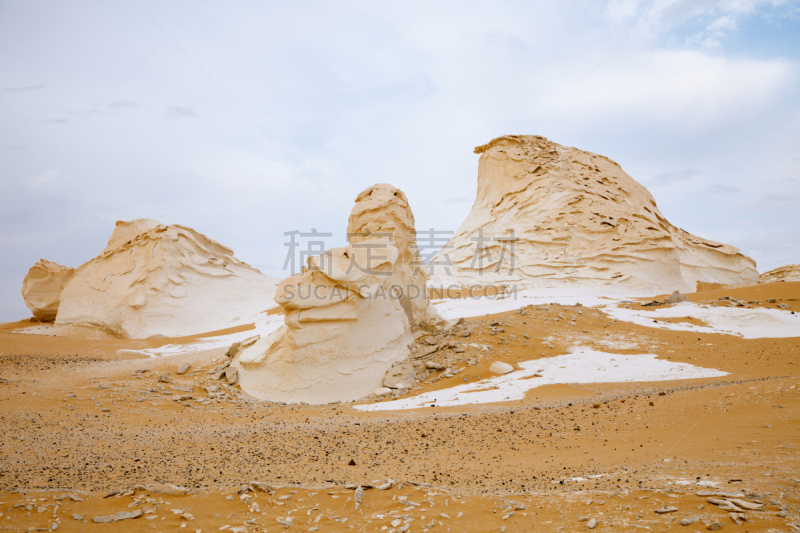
[2,3,800,532]
[2,154,799,531]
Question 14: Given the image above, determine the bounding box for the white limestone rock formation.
[233,184,451,405]
[430,135,758,294]
[347,184,449,331]
[21,259,75,321]
[55,219,278,338]
[760,264,800,283]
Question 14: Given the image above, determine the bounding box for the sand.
[1,281,798,531]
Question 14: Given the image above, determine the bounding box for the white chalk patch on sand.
[354,347,727,411]
[606,302,800,339]
[118,313,284,358]
[671,479,721,487]
[431,289,799,339]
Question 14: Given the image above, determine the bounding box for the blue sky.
[1,0,799,322]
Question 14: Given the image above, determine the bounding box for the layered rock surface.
[760,264,800,283]
[21,259,75,321]
[234,184,450,405]
[431,135,758,294]
[55,219,278,338]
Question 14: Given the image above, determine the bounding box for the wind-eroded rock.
[760,263,800,283]
[21,259,75,321]
[55,219,278,338]
[431,135,758,294]
[234,184,450,405]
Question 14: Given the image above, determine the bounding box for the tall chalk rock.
[430,135,758,294]
[21,259,75,321]
[55,219,278,338]
[233,184,450,405]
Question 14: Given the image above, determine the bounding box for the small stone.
[489,361,514,374]
[72,514,83,520]
[157,374,171,383]
[425,362,446,370]
[726,498,764,511]
[655,506,678,514]
[374,387,392,397]
[384,362,415,389]
[354,486,365,508]
[665,290,688,304]
[250,481,274,493]
[587,518,598,529]
[765,423,772,427]
[146,484,189,495]
[92,509,143,523]
[706,522,721,531]
[225,366,239,385]
[176,363,191,375]
[679,517,696,526]
[69,495,83,502]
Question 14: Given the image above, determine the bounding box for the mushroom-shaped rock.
[430,135,758,294]
[21,259,75,321]
[55,219,278,338]
[233,184,452,405]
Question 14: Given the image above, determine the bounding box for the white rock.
[760,263,800,283]
[21,259,75,321]
[430,135,758,294]
[234,184,451,405]
[489,361,514,374]
[664,290,687,304]
[384,363,416,389]
[55,219,278,338]
[145,484,189,495]
[374,387,393,397]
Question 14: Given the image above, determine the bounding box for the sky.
[1,0,799,322]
